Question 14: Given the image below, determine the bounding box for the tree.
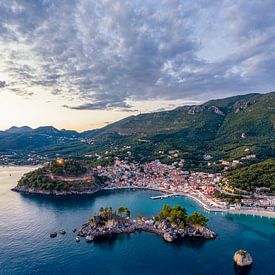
[186,212,208,227]
[158,204,187,224]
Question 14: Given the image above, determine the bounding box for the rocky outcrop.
[209,106,225,116]
[233,98,257,113]
[187,106,205,115]
[233,250,253,267]
[163,232,174,242]
[79,218,216,243]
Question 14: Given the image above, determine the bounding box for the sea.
[0,166,274,275]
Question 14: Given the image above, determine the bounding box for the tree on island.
[154,205,208,228]
[155,204,187,225]
[117,206,131,218]
[186,211,208,227]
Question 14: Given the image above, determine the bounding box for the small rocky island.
[233,250,253,267]
[12,159,106,195]
[79,204,216,243]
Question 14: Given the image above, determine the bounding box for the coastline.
[12,185,275,219]
[11,186,102,196]
[227,209,275,218]
[103,187,275,219]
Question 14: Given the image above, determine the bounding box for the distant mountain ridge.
[0,91,274,167]
[5,126,33,134]
[0,126,80,151]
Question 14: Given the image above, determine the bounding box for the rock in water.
[163,232,174,242]
[86,235,94,242]
[233,250,253,267]
[50,232,57,238]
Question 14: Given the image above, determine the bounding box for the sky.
[0,0,274,131]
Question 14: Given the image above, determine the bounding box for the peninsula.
[78,205,216,243]
[12,159,106,195]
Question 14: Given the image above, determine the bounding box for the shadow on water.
[85,230,209,251]
[16,190,112,209]
[172,236,208,249]
[16,189,151,208]
[19,193,95,207]
[233,264,252,275]
[89,233,132,249]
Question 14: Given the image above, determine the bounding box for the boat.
[76,237,80,242]
[59,230,66,235]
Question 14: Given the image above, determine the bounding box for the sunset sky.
[0,0,274,131]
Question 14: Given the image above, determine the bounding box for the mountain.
[0,126,80,151]
[0,92,274,168]
[6,126,33,134]
[96,92,274,137]
[85,91,274,167]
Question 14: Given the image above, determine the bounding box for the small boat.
[59,230,66,235]
[50,232,57,238]
[73,229,77,233]
[76,237,80,243]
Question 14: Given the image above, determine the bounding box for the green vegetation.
[49,159,87,176]
[17,160,106,192]
[226,159,275,193]
[186,212,208,227]
[214,191,242,204]
[236,249,247,256]
[2,92,274,171]
[18,168,54,190]
[154,204,208,227]
[89,206,131,225]
[117,206,131,218]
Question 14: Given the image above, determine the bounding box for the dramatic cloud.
[0,0,274,110]
[0,81,6,88]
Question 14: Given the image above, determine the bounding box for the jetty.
[150,193,180,200]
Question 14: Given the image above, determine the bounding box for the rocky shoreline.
[78,207,216,243]
[11,186,101,196]
[79,220,216,243]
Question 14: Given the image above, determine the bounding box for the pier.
[150,193,180,200]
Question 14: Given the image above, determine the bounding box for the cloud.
[0,81,6,88]
[63,99,137,112]
[0,0,274,109]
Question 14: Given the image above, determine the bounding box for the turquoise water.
[0,166,274,275]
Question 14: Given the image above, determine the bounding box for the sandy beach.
[228,209,275,218]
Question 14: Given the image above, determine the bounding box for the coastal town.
[94,158,275,216]
[12,157,275,218]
